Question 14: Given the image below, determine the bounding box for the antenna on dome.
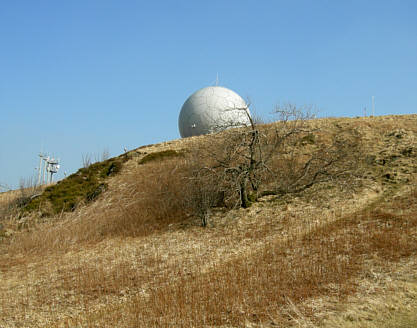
[216,73,219,86]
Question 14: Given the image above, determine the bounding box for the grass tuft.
[138,149,184,165]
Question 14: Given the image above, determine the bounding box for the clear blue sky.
[1,0,416,189]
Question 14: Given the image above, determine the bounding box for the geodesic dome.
[178,86,251,138]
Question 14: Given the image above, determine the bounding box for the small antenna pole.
[37,153,43,186]
[216,73,219,86]
[43,156,48,185]
[372,96,375,116]
[46,157,60,184]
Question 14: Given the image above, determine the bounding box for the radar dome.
[178,86,251,138]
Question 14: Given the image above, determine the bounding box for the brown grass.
[0,115,416,327]
[1,185,414,327]
[1,158,191,263]
[69,187,415,327]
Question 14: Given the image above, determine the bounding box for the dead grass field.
[0,115,416,327]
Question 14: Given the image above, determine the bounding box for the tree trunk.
[240,179,249,208]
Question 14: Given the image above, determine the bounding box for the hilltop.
[0,114,416,327]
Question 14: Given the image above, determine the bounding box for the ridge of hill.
[0,114,416,327]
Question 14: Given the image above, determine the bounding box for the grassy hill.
[0,114,416,327]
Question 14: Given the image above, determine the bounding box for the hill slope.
[0,115,416,327]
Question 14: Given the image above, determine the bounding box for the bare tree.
[82,153,92,168]
[183,165,223,226]
[268,123,362,195]
[84,149,111,168]
[188,103,276,209]
[189,103,362,211]
[101,148,110,161]
[94,148,111,163]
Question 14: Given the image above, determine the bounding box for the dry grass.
[64,187,415,328]
[1,185,415,327]
[1,158,191,262]
[0,115,416,327]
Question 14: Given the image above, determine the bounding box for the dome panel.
[178,86,250,138]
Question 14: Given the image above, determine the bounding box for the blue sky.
[1,0,416,189]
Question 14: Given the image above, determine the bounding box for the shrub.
[188,104,363,209]
[23,157,125,216]
[138,150,184,165]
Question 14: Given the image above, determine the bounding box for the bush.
[138,150,184,165]
[23,157,125,216]
[186,104,363,210]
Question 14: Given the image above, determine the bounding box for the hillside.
[0,114,416,327]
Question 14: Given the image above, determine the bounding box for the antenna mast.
[46,157,60,184]
[372,96,375,116]
[37,153,44,186]
[36,152,61,185]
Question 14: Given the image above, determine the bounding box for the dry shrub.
[0,178,41,221]
[98,158,192,237]
[0,191,16,221]
[267,126,363,195]
[182,167,224,226]
[1,158,194,263]
[186,106,364,210]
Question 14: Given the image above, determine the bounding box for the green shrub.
[23,157,125,216]
[300,133,316,145]
[138,150,184,165]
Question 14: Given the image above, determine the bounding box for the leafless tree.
[82,153,92,168]
[268,115,362,195]
[188,104,261,208]
[183,165,223,226]
[189,103,362,212]
[83,149,111,168]
[101,148,110,161]
[94,148,110,162]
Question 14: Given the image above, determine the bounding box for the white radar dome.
[178,86,251,138]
